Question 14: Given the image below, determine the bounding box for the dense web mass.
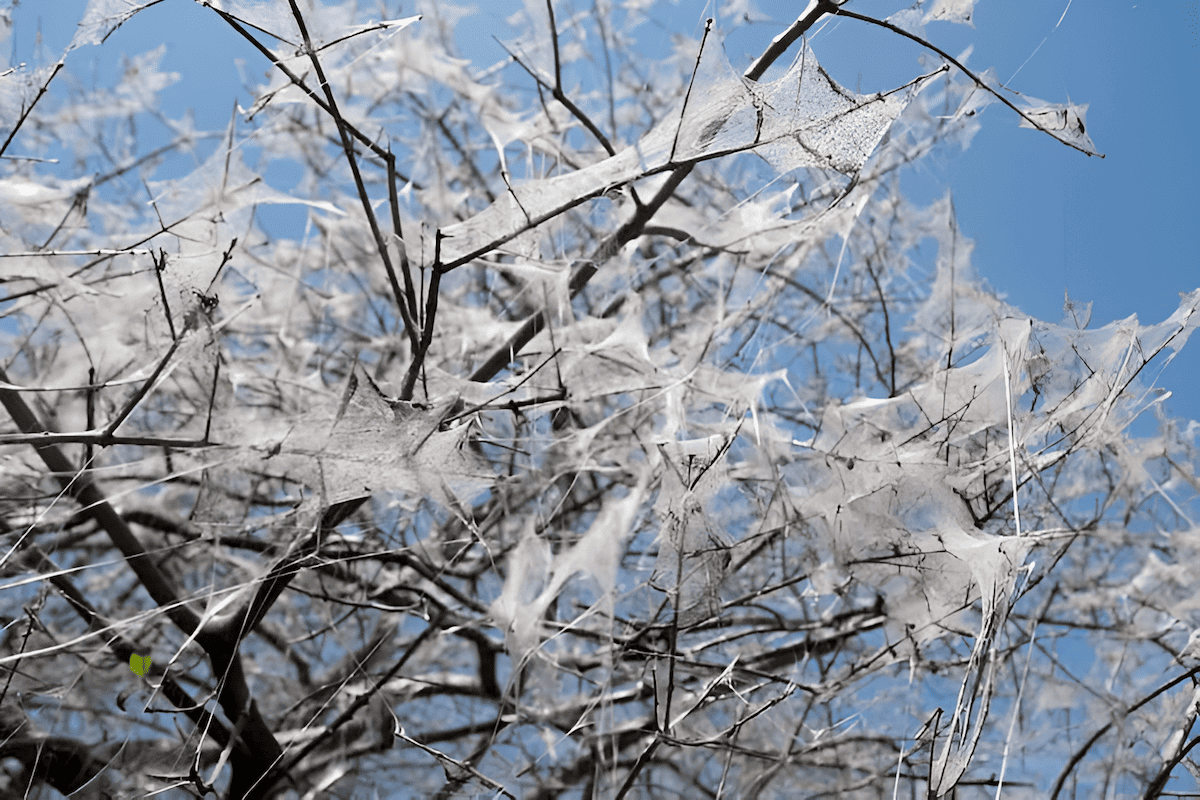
[0,1,1196,798]
[433,30,941,270]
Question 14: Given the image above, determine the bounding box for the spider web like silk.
[434,34,938,268]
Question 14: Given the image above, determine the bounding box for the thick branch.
[0,367,203,635]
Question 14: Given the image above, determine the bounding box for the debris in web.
[1016,96,1097,155]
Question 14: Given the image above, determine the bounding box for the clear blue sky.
[9,0,1199,424]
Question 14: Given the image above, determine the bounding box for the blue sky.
[9,0,1199,424]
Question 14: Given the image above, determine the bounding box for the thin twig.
[386,148,421,327]
[273,616,442,779]
[494,38,617,157]
[468,165,691,383]
[0,62,64,159]
[103,338,182,439]
[546,0,562,91]
[828,4,1103,158]
[1049,666,1200,799]
[203,4,403,165]
[468,3,838,382]
[153,249,176,340]
[284,0,419,349]
[400,231,445,400]
[670,19,713,165]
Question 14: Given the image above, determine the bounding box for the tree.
[1,0,1197,797]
